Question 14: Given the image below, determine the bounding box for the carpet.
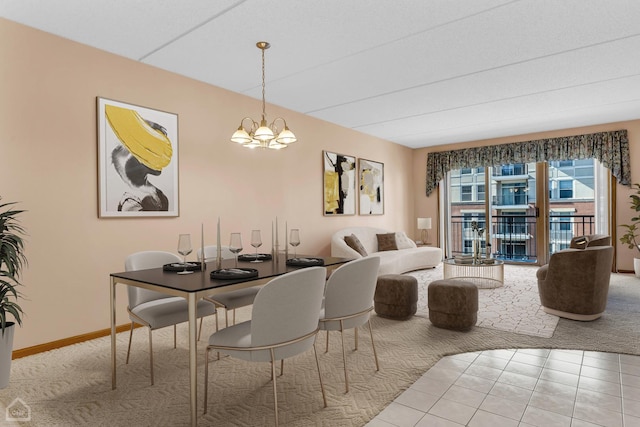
[406,264,560,338]
[0,267,639,426]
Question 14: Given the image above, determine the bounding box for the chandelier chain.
[261,47,266,119]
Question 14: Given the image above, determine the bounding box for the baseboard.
[12,323,140,360]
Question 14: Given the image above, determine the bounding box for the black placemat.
[237,253,273,262]
[210,268,259,280]
[286,257,325,267]
[163,262,203,272]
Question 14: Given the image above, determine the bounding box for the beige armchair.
[536,245,614,321]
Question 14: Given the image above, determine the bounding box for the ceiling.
[3,0,640,149]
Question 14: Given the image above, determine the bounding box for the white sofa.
[331,226,442,275]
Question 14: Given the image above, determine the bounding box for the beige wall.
[413,122,640,272]
[0,19,415,350]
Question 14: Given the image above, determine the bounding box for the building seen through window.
[448,160,595,262]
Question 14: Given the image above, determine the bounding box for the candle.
[271,221,274,255]
[216,217,222,269]
[201,223,205,271]
[285,221,288,258]
[275,216,279,248]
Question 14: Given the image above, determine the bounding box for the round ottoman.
[374,274,418,320]
[428,279,478,331]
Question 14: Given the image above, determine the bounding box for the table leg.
[188,293,197,426]
[110,277,117,390]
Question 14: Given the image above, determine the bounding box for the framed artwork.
[358,158,384,215]
[97,97,179,217]
[323,151,356,216]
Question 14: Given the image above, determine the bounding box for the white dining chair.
[198,245,261,328]
[203,266,328,426]
[318,256,381,393]
[124,251,217,385]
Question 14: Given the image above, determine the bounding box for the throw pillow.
[344,234,368,257]
[573,236,588,249]
[395,231,415,249]
[376,233,398,251]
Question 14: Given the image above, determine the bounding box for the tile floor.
[365,349,640,427]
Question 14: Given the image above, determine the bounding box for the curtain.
[425,129,630,196]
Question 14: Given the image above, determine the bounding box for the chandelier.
[230,41,297,150]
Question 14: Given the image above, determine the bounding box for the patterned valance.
[425,129,630,196]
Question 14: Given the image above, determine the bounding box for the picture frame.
[358,158,384,215]
[323,151,356,216]
[97,97,179,217]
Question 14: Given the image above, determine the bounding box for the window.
[461,185,472,201]
[500,182,527,205]
[460,168,472,175]
[463,213,472,229]
[499,164,525,176]
[477,185,485,201]
[559,180,573,199]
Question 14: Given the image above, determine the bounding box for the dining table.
[110,254,350,427]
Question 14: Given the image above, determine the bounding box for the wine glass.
[177,234,193,275]
[289,229,300,258]
[250,230,262,263]
[229,232,243,267]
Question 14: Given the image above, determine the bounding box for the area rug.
[406,264,560,338]
[0,270,638,426]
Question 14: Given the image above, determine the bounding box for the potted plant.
[0,198,27,388]
[619,183,640,277]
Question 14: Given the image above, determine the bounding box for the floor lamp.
[417,218,432,245]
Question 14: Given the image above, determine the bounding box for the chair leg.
[368,319,380,371]
[173,325,177,349]
[313,339,328,408]
[149,327,154,386]
[270,349,279,427]
[126,322,135,364]
[340,320,349,393]
[198,317,203,341]
[354,328,359,351]
[280,359,284,377]
[225,310,229,328]
[325,330,329,353]
[204,347,210,414]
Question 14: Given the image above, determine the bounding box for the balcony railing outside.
[450,214,595,263]
[493,164,527,176]
[492,194,529,206]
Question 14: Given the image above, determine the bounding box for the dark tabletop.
[111,254,350,293]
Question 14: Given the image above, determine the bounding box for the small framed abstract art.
[358,158,384,215]
[323,151,356,216]
[97,97,179,217]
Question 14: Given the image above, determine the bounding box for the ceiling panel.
[2,0,640,148]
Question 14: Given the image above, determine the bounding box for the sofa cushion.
[395,231,415,250]
[344,234,368,257]
[376,233,398,251]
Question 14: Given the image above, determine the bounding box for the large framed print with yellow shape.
[323,151,356,216]
[97,97,179,217]
[358,158,384,215]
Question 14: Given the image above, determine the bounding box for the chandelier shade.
[231,42,297,150]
